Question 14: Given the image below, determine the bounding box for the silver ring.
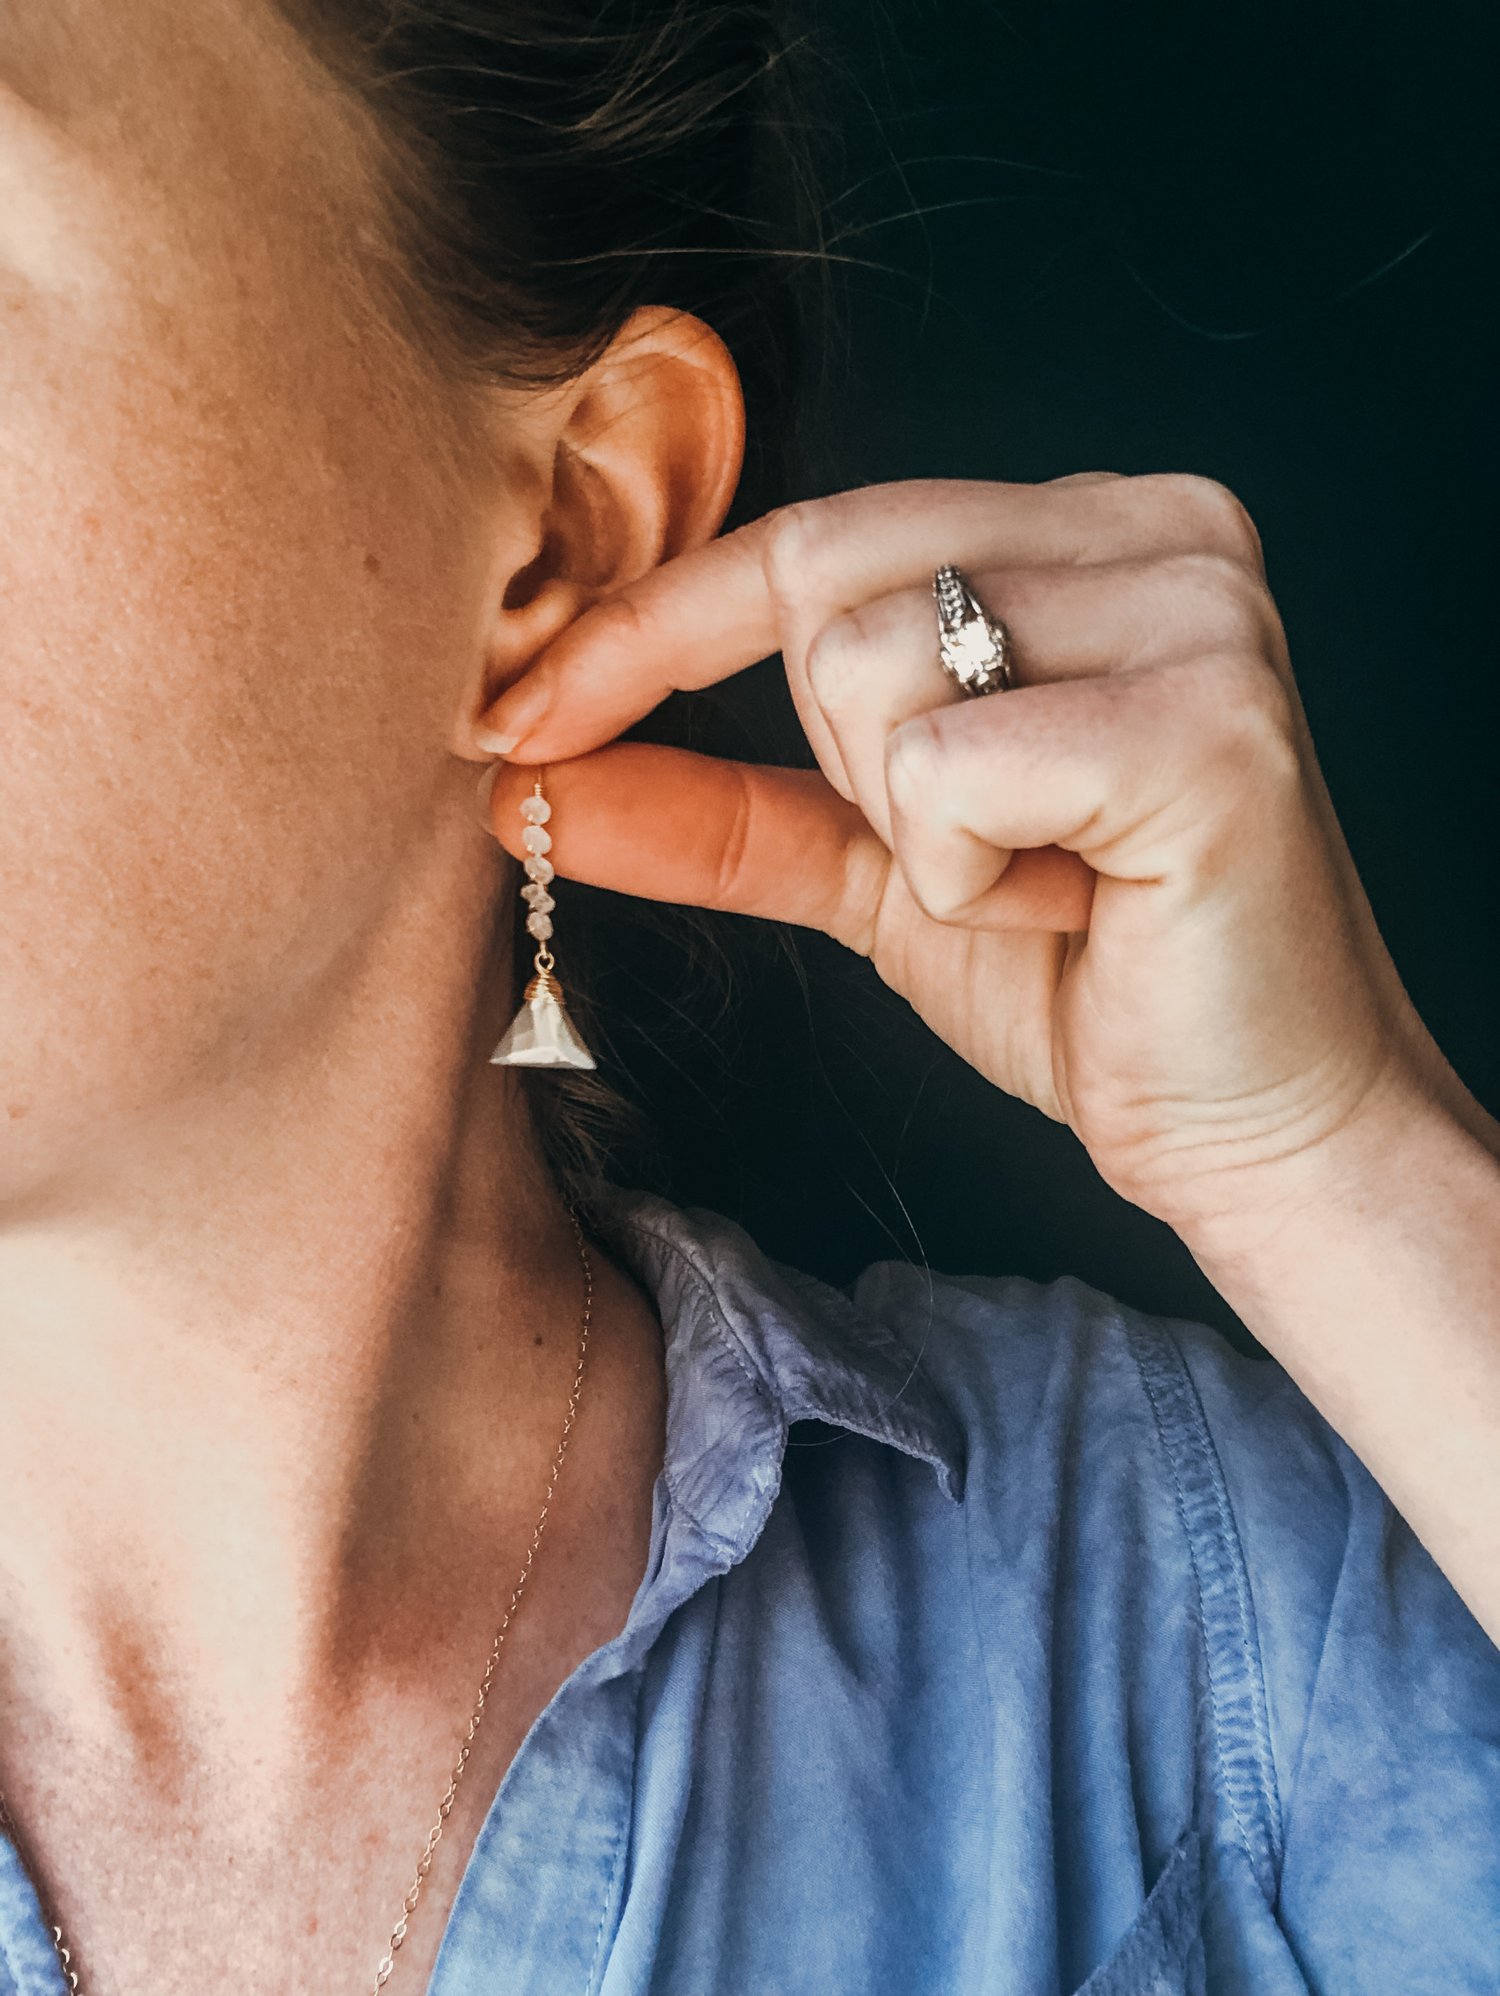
[933,564,1016,697]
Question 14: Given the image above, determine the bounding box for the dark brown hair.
[281,0,834,1215]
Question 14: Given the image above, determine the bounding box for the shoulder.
[858,1247,1498,1635]
[850,1253,1500,1932]
[852,1251,1358,1590]
[849,1250,1335,1558]
[851,1247,1493,1690]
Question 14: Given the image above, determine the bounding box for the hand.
[475,474,1473,1254]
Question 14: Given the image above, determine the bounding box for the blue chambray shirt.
[2,1184,1497,1995]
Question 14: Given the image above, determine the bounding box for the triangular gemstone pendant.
[488,973,597,1069]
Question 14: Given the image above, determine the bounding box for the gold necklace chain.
[0,1202,595,1996]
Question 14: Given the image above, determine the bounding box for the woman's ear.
[462,306,745,752]
[552,303,746,581]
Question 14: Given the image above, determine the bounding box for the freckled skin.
[0,0,524,1194]
[0,13,691,1988]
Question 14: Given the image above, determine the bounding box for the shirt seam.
[960,1441,1003,1978]
[1269,1520,1342,1901]
[0,1919,21,1996]
[1118,1309,1285,1899]
[583,1667,643,1996]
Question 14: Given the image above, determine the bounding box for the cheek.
[0,172,484,1155]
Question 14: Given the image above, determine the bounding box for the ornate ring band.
[933,564,1016,697]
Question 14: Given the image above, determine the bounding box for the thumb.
[484,742,889,948]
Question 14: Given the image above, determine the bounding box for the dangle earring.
[488,771,597,1070]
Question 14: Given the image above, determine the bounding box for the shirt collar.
[588,1184,967,1565]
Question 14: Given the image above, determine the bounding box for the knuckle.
[1159,549,1274,649]
[804,603,877,710]
[1046,468,1126,487]
[1194,652,1300,777]
[588,585,651,659]
[710,765,757,908]
[883,709,947,807]
[759,499,826,614]
[907,870,971,924]
[835,833,891,958]
[1147,472,1266,569]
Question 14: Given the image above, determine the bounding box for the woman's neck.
[0,909,599,1785]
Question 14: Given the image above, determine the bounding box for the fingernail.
[475,761,500,828]
[475,681,551,756]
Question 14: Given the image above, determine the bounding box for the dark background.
[582,0,1498,1346]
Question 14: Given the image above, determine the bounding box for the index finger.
[475,474,1190,764]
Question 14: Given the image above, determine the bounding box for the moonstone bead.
[523,855,555,884]
[520,794,552,824]
[522,825,552,855]
[521,885,555,911]
[526,912,554,939]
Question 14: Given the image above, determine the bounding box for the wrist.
[1181,1068,1492,1302]
[1169,1059,1500,1646]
